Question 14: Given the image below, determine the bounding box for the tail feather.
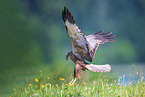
[86,64,111,72]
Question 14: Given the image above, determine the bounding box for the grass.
[10,72,145,97]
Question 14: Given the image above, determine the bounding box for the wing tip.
[62,6,76,24]
[93,31,116,42]
[100,31,116,42]
[93,30,103,35]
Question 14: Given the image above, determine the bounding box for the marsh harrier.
[62,7,115,84]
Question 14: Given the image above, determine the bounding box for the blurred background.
[0,0,145,96]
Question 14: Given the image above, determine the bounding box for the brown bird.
[62,7,115,84]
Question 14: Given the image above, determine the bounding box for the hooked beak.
[66,56,68,60]
[65,51,72,60]
[65,54,69,60]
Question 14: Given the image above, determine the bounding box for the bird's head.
[65,51,73,60]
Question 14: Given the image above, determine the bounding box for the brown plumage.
[62,7,115,84]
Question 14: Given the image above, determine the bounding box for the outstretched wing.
[62,7,91,62]
[85,31,115,61]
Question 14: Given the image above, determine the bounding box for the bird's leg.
[71,78,76,84]
[69,78,77,85]
[69,79,74,84]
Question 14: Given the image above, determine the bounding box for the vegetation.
[10,72,145,97]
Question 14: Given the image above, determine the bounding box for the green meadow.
[10,73,145,97]
[8,64,145,97]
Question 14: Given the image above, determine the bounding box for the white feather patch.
[86,64,111,72]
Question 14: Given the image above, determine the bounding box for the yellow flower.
[60,78,65,81]
[52,85,54,87]
[40,84,45,87]
[65,83,74,86]
[83,82,85,85]
[117,92,119,94]
[68,84,73,86]
[29,84,32,86]
[35,78,39,82]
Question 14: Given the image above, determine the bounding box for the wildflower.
[60,78,65,81]
[52,85,54,87]
[35,78,39,82]
[141,77,144,82]
[56,84,58,87]
[117,92,119,94]
[68,83,74,86]
[83,82,85,85]
[65,83,74,86]
[29,84,32,86]
[35,85,38,88]
[40,84,45,87]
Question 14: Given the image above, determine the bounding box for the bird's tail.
[86,64,111,72]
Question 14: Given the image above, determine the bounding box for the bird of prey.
[62,7,115,84]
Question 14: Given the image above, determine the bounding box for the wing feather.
[86,31,115,60]
[62,7,115,62]
[62,7,92,62]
